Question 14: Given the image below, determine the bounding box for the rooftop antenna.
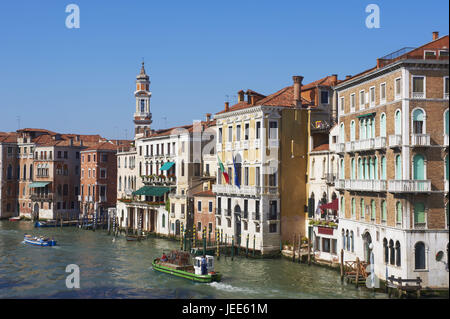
[16,116,20,130]
[162,116,167,128]
[225,95,230,103]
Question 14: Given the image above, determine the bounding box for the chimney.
[75,135,80,142]
[432,31,439,41]
[377,58,382,68]
[330,74,338,86]
[238,90,245,103]
[69,137,73,147]
[224,101,229,112]
[345,75,352,80]
[293,75,304,107]
[206,113,211,122]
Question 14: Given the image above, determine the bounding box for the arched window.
[350,121,355,141]
[414,202,426,226]
[162,213,166,228]
[351,158,355,179]
[351,198,356,218]
[23,165,27,180]
[340,196,345,217]
[412,109,425,134]
[395,241,401,267]
[346,230,350,251]
[371,118,376,138]
[369,157,374,180]
[413,154,425,180]
[381,200,387,222]
[383,238,388,263]
[358,157,363,179]
[7,165,12,179]
[395,155,402,180]
[371,200,376,221]
[389,240,395,265]
[140,99,145,113]
[374,156,378,180]
[342,229,346,250]
[364,157,369,180]
[445,156,449,182]
[380,113,386,137]
[360,199,365,219]
[396,201,403,225]
[395,109,402,135]
[340,123,345,143]
[350,231,354,252]
[414,242,426,270]
[381,156,386,180]
[361,119,366,139]
[29,164,33,179]
[445,109,449,136]
[340,158,344,179]
[118,176,122,191]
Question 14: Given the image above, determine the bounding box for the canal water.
[0,221,387,299]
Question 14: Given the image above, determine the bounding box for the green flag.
[217,155,225,172]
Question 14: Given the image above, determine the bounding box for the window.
[350,231,354,252]
[395,241,401,267]
[244,123,249,140]
[381,200,387,222]
[339,123,345,143]
[350,93,356,112]
[321,90,329,105]
[269,224,277,233]
[100,168,107,179]
[371,200,376,221]
[414,202,426,226]
[414,242,426,270]
[380,83,386,103]
[322,238,331,253]
[444,77,449,99]
[380,113,386,137]
[228,126,233,142]
[218,127,223,143]
[340,97,345,113]
[395,155,402,180]
[244,167,249,185]
[395,109,402,135]
[269,121,278,139]
[369,86,375,106]
[383,238,388,263]
[351,198,356,218]
[208,202,213,213]
[413,154,425,180]
[140,100,145,112]
[359,90,365,108]
[351,158,355,179]
[395,78,401,99]
[424,50,436,58]
[412,76,425,98]
[340,197,345,217]
[255,167,260,186]
[269,172,277,187]
[197,201,202,212]
[396,201,403,225]
[350,121,355,141]
[389,240,395,265]
[412,109,425,134]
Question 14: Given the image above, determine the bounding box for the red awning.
[319,198,339,211]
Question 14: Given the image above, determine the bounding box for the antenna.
[225,95,230,103]
[16,116,20,130]
[162,117,167,128]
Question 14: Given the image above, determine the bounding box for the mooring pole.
[216,229,220,259]
[292,234,296,262]
[246,233,249,258]
[307,239,311,265]
[355,257,360,288]
[231,235,235,261]
[340,249,344,282]
[253,234,256,257]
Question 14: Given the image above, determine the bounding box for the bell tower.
[134,61,152,138]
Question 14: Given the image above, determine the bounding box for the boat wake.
[207,282,255,294]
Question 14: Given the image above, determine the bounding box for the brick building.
[193,189,216,240]
[334,32,449,288]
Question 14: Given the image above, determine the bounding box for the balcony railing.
[267,212,280,221]
[336,143,346,153]
[412,92,425,99]
[254,139,261,149]
[413,222,427,230]
[224,209,231,217]
[99,195,107,203]
[335,179,345,189]
[374,136,387,149]
[215,208,221,216]
[336,179,387,192]
[213,184,271,196]
[444,134,449,147]
[388,180,431,193]
[325,173,336,185]
[411,134,430,147]
[31,194,53,202]
[242,140,249,149]
[243,211,249,219]
[252,212,260,221]
[268,139,279,148]
[225,142,232,151]
[389,135,402,148]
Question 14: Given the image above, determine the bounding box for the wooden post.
[225,234,228,256]
[246,233,249,258]
[355,257,360,288]
[292,234,296,262]
[298,234,302,263]
[340,249,344,282]
[307,239,311,265]
[216,230,220,259]
[416,277,421,299]
[398,277,403,298]
[253,234,256,257]
[231,235,234,261]
[203,227,207,257]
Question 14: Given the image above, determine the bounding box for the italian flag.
[217,156,230,184]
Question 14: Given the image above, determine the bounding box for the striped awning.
[159,162,175,171]
[133,186,171,197]
[28,182,51,188]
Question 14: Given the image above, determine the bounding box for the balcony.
[389,135,402,148]
[335,179,345,190]
[234,141,241,150]
[325,173,336,185]
[215,208,221,216]
[252,212,260,221]
[413,223,427,230]
[411,134,430,147]
[242,211,249,220]
[345,141,355,153]
[374,136,387,149]
[411,92,425,99]
[336,179,387,192]
[388,180,431,193]
[444,134,449,147]
[224,209,231,217]
[242,140,249,149]
[268,139,279,148]
[336,143,346,154]
[31,194,53,202]
[267,212,280,221]
[254,139,261,149]
[213,184,263,196]
[225,142,232,151]
[99,195,107,203]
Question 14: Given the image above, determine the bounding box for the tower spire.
[134,62,152,138]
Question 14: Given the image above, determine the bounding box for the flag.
[217,156,230,184]
[232,155,240,189]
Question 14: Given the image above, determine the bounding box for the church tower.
[133,62,152,138]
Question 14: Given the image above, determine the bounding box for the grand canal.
[0,221,387,299]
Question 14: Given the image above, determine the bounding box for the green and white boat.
[152,251,222,283]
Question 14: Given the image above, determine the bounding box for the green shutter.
[380,114,386,137]
[361,199,365,218]
[382,201,387,221]
[381,156,386,180]
[413,154,425,180]
[397,202,402,223]
[371,200,376,220]
[414,202,425,224]
[395,155,402,180]
[395,110,402,135]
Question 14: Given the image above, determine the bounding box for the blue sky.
[0,0,448,139]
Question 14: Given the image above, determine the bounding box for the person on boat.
[161,252,168,262]
[201,255,207,275]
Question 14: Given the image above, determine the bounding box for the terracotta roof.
[81,141,121,152]
[0,132,18,143]
[17,128,58,135]
[311,144,329,152]
[193,189,215,197]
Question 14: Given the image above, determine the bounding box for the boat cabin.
[193,255,215,275]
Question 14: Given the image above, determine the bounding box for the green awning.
[28,182,51,188]
[133,186,171,197]
[356,112,376,118]
[160,162,175,171]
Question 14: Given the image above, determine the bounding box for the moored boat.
[152,250,221,283]
[9,216,21,222]
[24,234,57,247]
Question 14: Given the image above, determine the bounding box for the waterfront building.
[212,76,311,255]
[79,141,125,219]
[335,32,449,288]
[0,132,19,218]
[193,189,216,241]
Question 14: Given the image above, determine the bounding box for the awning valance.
[133,186,171,197]
[160,162,175,171]
[356,112,376,119]
[28,182,51,188]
